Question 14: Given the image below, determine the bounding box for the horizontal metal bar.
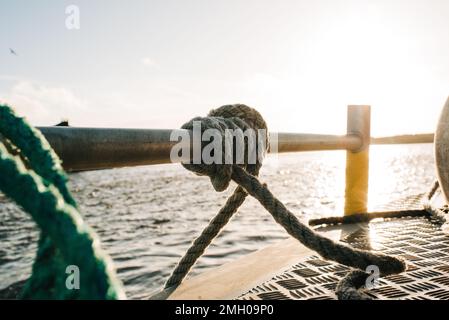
[36,127,433,171]
[272,133,362,153]
[38,127,180,171]
[371,133,434,145]
[37,127,363,171]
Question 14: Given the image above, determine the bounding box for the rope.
[161,105,267,292]
[308,181,441,228]
[335,270,373,300]
[423,180,449,227]
[0,104,125,299]
[308,210,428,227]
[160,104,406,299]
[310,181,444,299]
[308,180,442,228]
[427,180,440,200]
[1,102,425,300]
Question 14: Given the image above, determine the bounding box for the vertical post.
[344,105,371,215]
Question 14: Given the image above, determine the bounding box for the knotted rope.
[0,104,125,299]
[160,104,406,299]
[160,105,267,293]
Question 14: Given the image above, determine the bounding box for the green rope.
[0,104,125,299]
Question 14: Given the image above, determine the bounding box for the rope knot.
[164,103,408,298]
[181,104,268,192]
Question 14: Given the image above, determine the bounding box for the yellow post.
[344,105,371,215]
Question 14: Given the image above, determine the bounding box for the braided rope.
[423,181,449,230]
[162,105,266,292]
[231,166,405,273]
[160,104,406,299]
[335,270,373,300]
[311,181,443,299]
[163,186,248,290]
[0,104,125,299]
[308,209,428,227]
[309,181,441,227]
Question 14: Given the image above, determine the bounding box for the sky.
[1,0,449,136]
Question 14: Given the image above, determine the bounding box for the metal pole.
[273,133,361,153]
[344,105,371,215]
[37,127,363,172]
[38,127,186,171]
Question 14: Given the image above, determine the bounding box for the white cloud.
[0,81,88,126]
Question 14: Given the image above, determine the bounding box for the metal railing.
[37,105,434,216]
[37,128,364,170]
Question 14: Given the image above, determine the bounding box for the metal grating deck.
[238,216,449,300]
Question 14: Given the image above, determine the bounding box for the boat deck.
[171,191,449,300]
[239,216,449,300]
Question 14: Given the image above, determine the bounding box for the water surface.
[0,144,435,299]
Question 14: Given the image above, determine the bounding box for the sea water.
[0,144,435,299]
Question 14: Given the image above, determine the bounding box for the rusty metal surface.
[238,213,449,300]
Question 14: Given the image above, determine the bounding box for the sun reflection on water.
[368,144,435,212]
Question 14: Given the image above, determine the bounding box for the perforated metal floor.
[238,215,449,300]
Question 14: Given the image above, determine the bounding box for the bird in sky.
[9,48,18,56]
